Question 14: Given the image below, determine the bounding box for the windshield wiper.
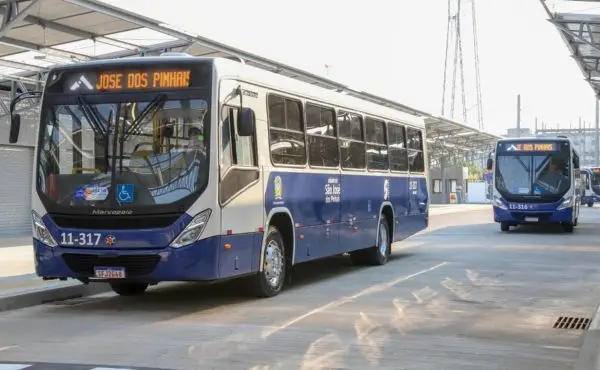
[122,94,167,142]
[77,96,107,139]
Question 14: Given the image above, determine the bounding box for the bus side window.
[221,106,257,171]
[268,94,306,166]
[306,103,338,168]
[406,128,425,173]
[219,105,259,204]
[388,123,409,172]
[338,110,366,169]
[365,117,388,171]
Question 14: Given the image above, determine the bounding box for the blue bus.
[487,137,581,233]
[581,167,600,207]
[8,55,429,297]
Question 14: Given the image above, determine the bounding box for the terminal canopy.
[541,0,600,97]
[425,116,502,167]
[0,0,502,168]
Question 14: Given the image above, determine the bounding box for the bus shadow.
[44,251,416,316]
[505,223,595,235]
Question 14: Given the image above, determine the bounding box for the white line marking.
[541,345,579,351]
[0,346,17,352]
[589,304,600,331]
[261,262,448,338]
[411,286,438,303]
[0,365,32,370]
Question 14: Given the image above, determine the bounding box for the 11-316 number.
[60,232,101,246]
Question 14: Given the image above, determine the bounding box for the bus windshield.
[589,168,600,193]
[36,96,210,211]
[495,141,571,201]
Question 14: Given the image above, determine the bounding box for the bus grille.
[62,253,161,277]
[49,213,182,230]
[511,212,553,222]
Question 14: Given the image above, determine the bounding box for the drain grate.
[553,316,591,330]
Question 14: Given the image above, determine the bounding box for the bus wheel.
[563,222,574,233]
[500,222,510,232]
[252,226,286,298]
[368,215,391,265]
[350,215,391,266]
[109,281,149,296]
[588,202,594,207]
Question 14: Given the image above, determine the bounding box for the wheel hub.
[264,240,284,288]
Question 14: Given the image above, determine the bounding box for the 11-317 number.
[60,232,101,246]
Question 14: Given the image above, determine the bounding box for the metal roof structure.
[425,116,502,166]
[541,0,600,97]
[0,0,502,160]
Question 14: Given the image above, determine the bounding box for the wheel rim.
[264,240,284,288]
[378,222,388,256]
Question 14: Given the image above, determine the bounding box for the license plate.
[94,267,126,279]
[524,217,539,222]
[509,203,532,210]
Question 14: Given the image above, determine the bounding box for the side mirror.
[237,108,255,136]
[574,156,580,169]
[9,114,21,143]
[486,158,493,171]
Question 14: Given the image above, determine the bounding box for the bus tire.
[588,202,594,207]
[252,226,286,298]
[500,222,510,232]
[367,214,391,265]
[109,281,149,296]
[563,222,574,233]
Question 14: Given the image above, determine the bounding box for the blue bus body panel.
[264,171,428,264]
[493,198,572,224]
[34,232,264,281]
[36,171,428,282]
[43,213,192,250]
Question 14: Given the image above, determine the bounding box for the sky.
[98,0,600,136]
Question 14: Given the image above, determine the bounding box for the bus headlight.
[557,196,574,210]
[492,196,507,210]
[170,209,211,248]
[32,211,57,247]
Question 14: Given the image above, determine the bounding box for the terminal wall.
[0,107,38,236]
[428,166,468,204]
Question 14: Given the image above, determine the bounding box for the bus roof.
[46,55,426,129]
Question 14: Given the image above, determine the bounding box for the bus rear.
[488,138,580,233]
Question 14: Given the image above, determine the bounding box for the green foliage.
[456,159,483,181]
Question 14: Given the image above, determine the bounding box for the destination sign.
[94,70,191,91]
[50,62,214,94]
[501,142,558,152]
[63,69,191,93]
[592,167,600,173]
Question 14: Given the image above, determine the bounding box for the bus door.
[582,169,595,207]
[407,128,427,233]
[218,79,264,278]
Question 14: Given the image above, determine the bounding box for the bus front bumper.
[33,233,261,282]
[493,206,573,224]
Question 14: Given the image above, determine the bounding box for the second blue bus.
[487,137,580,233]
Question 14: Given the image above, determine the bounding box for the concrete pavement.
[0,205,599,369]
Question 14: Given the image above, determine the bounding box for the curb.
[428,205,491,216]
[0,280,111,313]
[575,305,600,370]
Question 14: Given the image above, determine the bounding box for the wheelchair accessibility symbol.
[116,184,134,204]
